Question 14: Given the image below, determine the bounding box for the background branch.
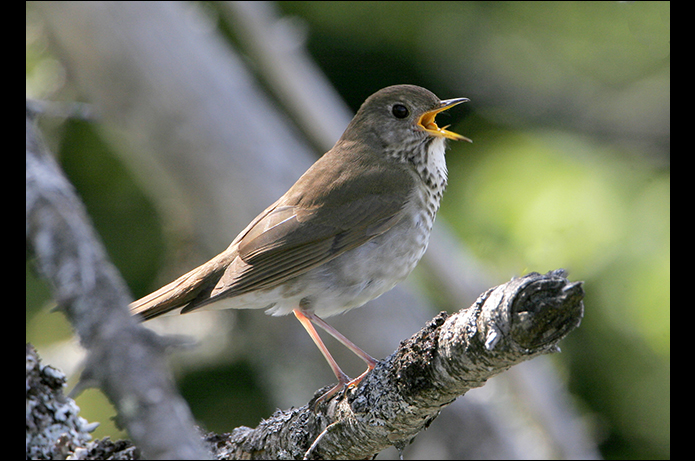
[26,108,210,460]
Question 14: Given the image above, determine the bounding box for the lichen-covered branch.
[209,270,584,460]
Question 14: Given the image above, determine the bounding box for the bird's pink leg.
[293,309,377,403]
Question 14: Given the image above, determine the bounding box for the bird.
[131,84,471,402]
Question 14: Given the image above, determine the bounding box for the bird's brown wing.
[212,196,405,297]
[183,146,417,311]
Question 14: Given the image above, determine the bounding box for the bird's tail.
[130,251,235,320]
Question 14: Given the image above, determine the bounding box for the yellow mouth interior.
[417,99,471,142]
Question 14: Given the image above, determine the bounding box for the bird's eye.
[392,104,409,119]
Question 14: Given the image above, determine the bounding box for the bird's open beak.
[417,97,472,142]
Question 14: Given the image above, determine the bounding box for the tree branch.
[26,107,210,460]
[208,270,584,459]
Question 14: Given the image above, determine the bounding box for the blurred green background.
[27,2,669,459]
